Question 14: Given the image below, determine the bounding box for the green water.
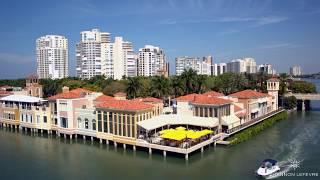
[1,80,320,180]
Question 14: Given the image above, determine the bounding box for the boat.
[256,159,280,177]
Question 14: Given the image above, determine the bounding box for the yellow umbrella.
[159,128,174,134]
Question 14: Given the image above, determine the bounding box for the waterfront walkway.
[223,108,285,136]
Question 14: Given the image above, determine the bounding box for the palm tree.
[151,76,170,99]
[126,77,141,99]
[170,76,184,97]
[195,75,207,93]
[180,69,198,94]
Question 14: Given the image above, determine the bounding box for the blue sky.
[0,0,320,78]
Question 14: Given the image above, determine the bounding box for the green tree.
[126,77,141,99]
[150,76,170,99]
[283,96,297,110]
[169,76,184,97]
[289,81,317,93]
[103,81,127,96]
[180,69,198,94]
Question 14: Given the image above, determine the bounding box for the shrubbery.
[227,111,288,145]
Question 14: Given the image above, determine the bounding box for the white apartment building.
[175,56,212,75]
[226,59,247,73]
[226,58,257,74]
[290,65,302,76]
[258,64,276,75]
[77,29,136,80]
[138,45,167,76]
[36,35,68,79]
[243,58,257,74]
[76,29,111,79]
[212,63,226,76]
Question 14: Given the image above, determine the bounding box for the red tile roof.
[192,95,233,105]
[229,90,269,99]
[267,78,280,82]
[175,93,198,102]
[48,88,91,100]
[133,97,163,103]
[96,100,153,111]
[202,91,224,97]
[94,95,114,102]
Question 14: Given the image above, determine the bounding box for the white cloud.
[258,43,298,49]
[160,16,288,26]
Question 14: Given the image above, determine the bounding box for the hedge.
[227,111,288,145]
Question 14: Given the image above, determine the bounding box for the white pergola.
[137,114,219,131]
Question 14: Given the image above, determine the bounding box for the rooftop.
[202,91,224,97]
[48,88,91,100]
[267,78,280,82]
[137,114,219,131]
[1,95,45,103]
[229,89,269,99]
[96,99,153,111]
[192,95,232,106]
[94,95,114,102]
[133,97,163,103]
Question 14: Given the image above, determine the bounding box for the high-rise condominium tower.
[138,45,167,76]
[76,29,111,79]
[77,29,136,79]
[36,35,68,79]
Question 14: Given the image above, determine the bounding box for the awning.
[137,114,219,131]
[221,115,241,128]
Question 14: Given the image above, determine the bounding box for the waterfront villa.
[48,87,102,139]
[0,95,50,132]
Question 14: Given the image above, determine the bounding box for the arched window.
[92,119,96,130]
[77,117,81,128]
[85,118,89,129]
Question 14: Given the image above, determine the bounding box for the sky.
[0,0,320,79]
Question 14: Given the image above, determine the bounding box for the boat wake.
[262,117,319,179]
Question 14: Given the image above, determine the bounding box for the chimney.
[62,86,69,93]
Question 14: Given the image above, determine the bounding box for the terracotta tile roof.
[267,78,280,82]
[229,90,269,99]
[48,88,91,100]
[175,93,198,102]
[234,105,243,112]
[133,97,163,103]
[94,95,114,102]
[202,91,224,97]
[192,95,233,105]
[96,99,153,111]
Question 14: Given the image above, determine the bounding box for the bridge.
[284,93,320,110]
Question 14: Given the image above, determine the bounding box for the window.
[92,119,96,130]
[37,115,40,123]
[97,111,102,132]
[43,116,47,123]
[61,117,67,128]
[78,117,81,128]
[103,112,108,133]
[85,119,89,129]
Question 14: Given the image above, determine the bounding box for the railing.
[224,108,284,134]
